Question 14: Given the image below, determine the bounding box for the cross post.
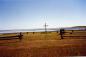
[44,22,48,33]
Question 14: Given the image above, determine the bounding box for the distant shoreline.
[0,27,86,34]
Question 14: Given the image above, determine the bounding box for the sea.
[0,27,86,34]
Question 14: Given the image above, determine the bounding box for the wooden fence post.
[19,32,23,41]
[60,28,64,39]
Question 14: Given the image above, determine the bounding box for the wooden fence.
[60,29,86,39]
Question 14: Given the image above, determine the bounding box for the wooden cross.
[44,22,48,32]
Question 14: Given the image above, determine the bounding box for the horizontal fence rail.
[60,29,86,39]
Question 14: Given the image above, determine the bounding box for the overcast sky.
[0,0,86,29]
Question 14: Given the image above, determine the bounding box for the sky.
[0,0,86,30]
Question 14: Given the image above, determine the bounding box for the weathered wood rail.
[0,32,23,40]
[59,29,86,39]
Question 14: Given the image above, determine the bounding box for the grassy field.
[0,31,86,57]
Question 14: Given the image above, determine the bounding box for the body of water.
[0,27,86,33]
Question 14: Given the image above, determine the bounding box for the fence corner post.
[60,28,64,39]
